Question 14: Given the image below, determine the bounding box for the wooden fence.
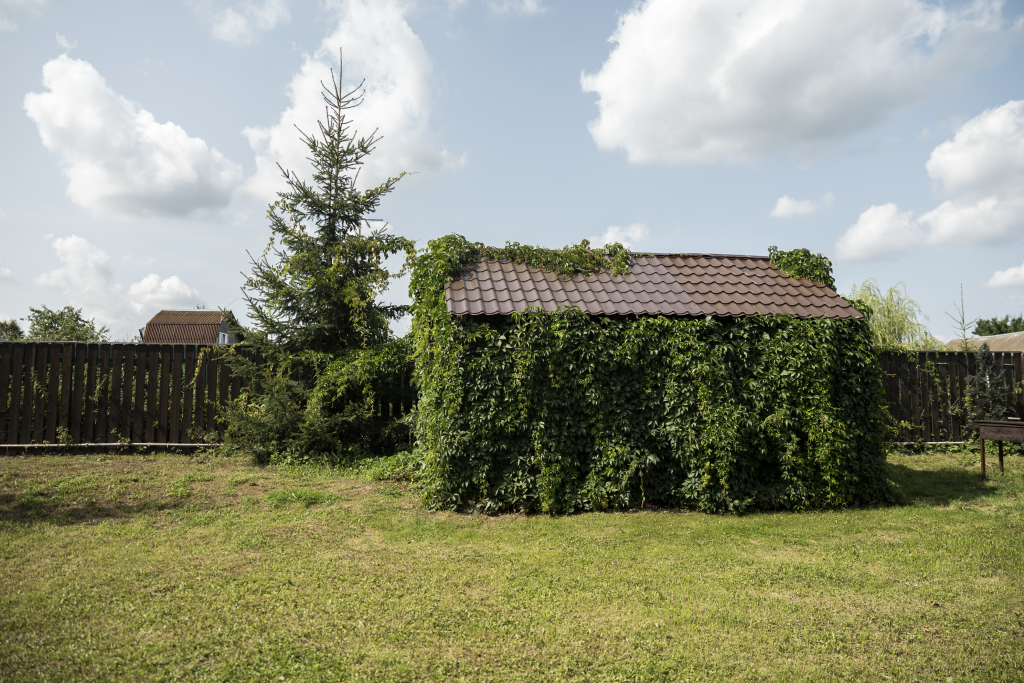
[879,351,1024,442]
[1,343,1018,447]
[0,341,417,447]
[0,342,254,446]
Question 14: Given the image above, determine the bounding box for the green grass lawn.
[1,449,1022,683]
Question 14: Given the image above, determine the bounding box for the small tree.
[963,343,1013,437]
[0,318,23,341]
[25,305,109,342]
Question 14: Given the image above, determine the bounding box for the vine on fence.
[410,235,894,514]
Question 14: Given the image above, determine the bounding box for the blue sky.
[1,0,1023,340]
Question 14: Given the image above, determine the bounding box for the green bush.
[410,235,895,514]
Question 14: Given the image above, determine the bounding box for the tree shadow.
[886,461,1004,506]
[0,491,194,526]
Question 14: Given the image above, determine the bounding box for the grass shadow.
[886,461,996,506]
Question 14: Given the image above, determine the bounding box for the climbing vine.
[768,246,836,290]
[410,235,894,514]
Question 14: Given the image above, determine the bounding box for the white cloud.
[0,0,47,33]
[35,234,204,333]
[23,55,243,219]
[836,99,1024,260]
[770,192,834,218]
[581,0,1011,164]
[488,0,545,15]
[835,204,922,261]
[128,274,203,314]
[189,0,290,44]
[55,32,75,52]
[241,0,463,202]
[0,251,12,280]
[919,99,1024,244]
[588,223,649,250]
[988,261,1024,288]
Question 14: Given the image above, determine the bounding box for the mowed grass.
[0,451,1022,683]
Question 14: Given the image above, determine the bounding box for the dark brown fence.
[2,343,1018,447]
[0,341,416,448]
[880,351,1024,443]
[0,342,255,446]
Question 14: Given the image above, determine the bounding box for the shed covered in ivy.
[411,236,892,515]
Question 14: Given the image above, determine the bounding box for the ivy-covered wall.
[409,235,894,514]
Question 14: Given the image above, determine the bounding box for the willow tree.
[848,279,943,351]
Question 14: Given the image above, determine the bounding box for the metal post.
[998,440,1004,474]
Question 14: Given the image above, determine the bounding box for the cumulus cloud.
[919,99,1024,244]
[189,0,290,44]
[241,0,463,202]
[23,55,243,219]
[588,223,650,250]
[835,204,922,261]
[836,100,1024,260]
[581,0,1011,164]
[128,274,204,314]
[0,0,47,32]
[988,261,1024,288]
[770,192,834,218]
[36,234,204,331]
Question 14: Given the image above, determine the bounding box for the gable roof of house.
[944,331,1024,353]
[142,310,227,344]
[445,253,861,320]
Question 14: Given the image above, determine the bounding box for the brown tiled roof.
[146,310,224,325]
[445,253,862,320]
[143,310,224,344]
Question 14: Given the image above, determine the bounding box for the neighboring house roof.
[445,253,862,320]
[142,310,236,344]
[944,331,1024,353]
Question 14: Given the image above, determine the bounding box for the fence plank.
[32,344,48,443]
[919,353,932,440]
[206,350,218,435]
[157,345,171,443]
[170,346,183,443]
[43,344,60,443]
[145,345,158,442]
[1016,354,1024,419]
[182,346,195,444]
[70,344,86,442]
[0,343,10,444]
[218,351,229,438]
[936,354,951,441]
[133,345,146,441]
[82,345,97,442]
[57,343,73,439]
[9,345,25,444]
[96,344,111,442]
[107,344,123,442]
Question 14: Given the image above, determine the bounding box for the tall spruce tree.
[225,52,416,465]
[243,51,413,358]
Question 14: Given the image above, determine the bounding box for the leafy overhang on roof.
[445,253,862,320]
